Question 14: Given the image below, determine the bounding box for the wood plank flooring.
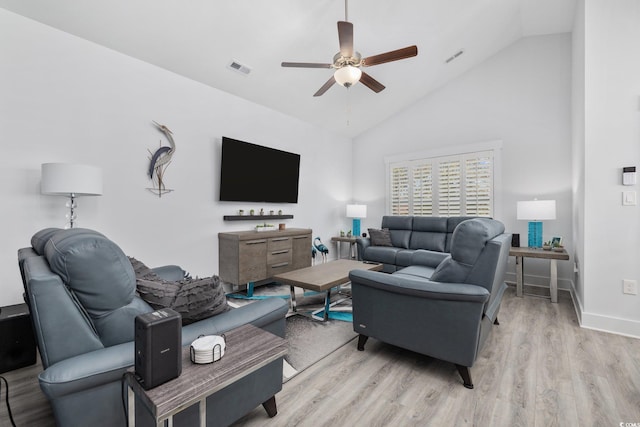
[2,286,639,427]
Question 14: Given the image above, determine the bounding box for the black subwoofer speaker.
[0,303,37,374]
[134,308,182,390]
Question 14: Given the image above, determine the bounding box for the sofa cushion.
[393,265,437,280]
[368,228,393,246]
[45,229,136,316]
[31,228,63,255]
[363,246,402,265]
[381,216,412,249]
[430,218,504,283]
[445,216,478,252]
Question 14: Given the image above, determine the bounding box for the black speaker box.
[511,233,520,248]
[0,304,37,374]
[134,308,182,390]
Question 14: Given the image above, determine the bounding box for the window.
[387,150,494,217]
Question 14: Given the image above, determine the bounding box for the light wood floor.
[2,286,640,427]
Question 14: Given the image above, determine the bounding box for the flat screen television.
[219,137,300,203]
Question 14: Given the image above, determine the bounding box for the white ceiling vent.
[445,49,464,64]
[227,60,251,75]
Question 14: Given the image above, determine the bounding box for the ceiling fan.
[281,0,418,97]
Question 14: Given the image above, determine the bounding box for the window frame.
[385,140,503,218]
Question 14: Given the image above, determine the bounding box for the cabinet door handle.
[293,236,309,240]
[271,262,289,268]
[246,240,267,245]
[271,237,290,242]
[271,250,290,255]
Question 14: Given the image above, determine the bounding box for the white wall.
[353,34,573,286]
[0,9,353,306]
[578,0,640,337]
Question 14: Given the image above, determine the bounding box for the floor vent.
[227,60,251,75]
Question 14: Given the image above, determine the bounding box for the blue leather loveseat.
[356,215,478,272]
[18,227,288,427]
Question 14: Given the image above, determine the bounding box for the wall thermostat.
[623,166,636,185]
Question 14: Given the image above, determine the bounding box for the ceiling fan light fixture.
[334,65,362,87]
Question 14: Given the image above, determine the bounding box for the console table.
[330,236,357,259]
[126,324,287,426]
[219,228,312,295]
[509,247,570,303]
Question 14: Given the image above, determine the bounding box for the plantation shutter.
[465,153,493,217]
[390,164,410,215]
[412,162,433,216]
[438,159,462,216]
[387,148,495,217]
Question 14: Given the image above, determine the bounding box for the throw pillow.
[368,228,393,247]
[129,257,230,325]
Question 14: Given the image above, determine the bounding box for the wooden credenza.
[218,228,312,286]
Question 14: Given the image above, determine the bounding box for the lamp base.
[527,221,543,248]
[352,218,361,238]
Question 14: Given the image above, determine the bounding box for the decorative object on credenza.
[238,209,244,216]
[346,204,367,237]
[516,199,556,248]
[250,209,255,215]
[41,163,103,229]
[313,237,329,262]
[256,223,277,232]
[147,121,175,198]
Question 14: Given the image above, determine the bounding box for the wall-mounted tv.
[219,137,300,203]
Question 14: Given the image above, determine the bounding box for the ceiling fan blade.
[313,76,337,97]
[281,62,332,68]
[362,45,418,67]
[359,71,385,93]
[337,21,354,58]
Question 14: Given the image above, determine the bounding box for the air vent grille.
[227,60,251,75]
[445,49,465,64]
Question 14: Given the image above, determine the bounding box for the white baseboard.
[569,281,640,339]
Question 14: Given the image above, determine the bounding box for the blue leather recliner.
[18,228,288,427]
[349,218,510,389]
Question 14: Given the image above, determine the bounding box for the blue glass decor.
[352,218,361,238]
[528,221,543,248]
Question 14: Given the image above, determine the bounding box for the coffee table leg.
[289,285,297,312]
[324,289,331,320]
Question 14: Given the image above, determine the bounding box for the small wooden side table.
[331,236,358,259]
[126,324,287,426]
[509,247,570,303]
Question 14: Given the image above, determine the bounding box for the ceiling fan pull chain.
[346,87,351,126]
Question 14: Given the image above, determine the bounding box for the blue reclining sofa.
[18,227,288,427]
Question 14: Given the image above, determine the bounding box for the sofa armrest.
[181,297,289,343]
[349,269,489,303]
[151,264,186,281]
[39,341,134,400]
[355,237,371,261]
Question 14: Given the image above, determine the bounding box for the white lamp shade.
[517,200,556,220]
[346,204,367,218]
[334,66,362,87]
[41,163,103,196]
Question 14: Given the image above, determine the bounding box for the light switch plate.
[623,191,637,206]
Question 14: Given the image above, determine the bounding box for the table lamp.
[346,204,367,237]
[41,163,103,228]
[516,199,556,248]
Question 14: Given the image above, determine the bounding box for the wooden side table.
[509,247,570,303]
[331,236,357,259]
[126,324,287,426]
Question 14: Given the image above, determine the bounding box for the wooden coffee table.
[273,259,382,321]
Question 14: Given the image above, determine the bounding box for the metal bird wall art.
[147,121,175,197]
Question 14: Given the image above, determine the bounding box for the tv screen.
[219,137,300,203]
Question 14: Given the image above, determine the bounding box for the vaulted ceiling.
[0,0,576,137]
